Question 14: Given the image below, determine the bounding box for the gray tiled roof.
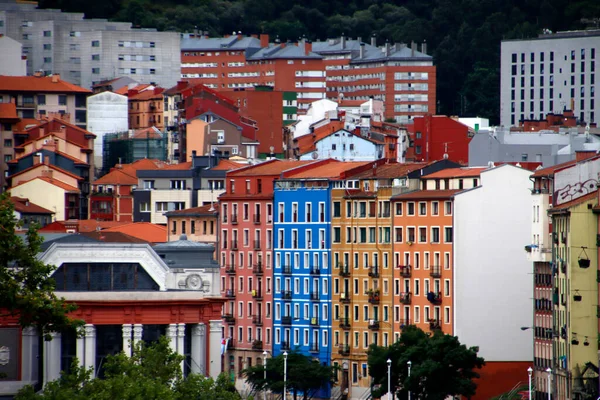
[248,44,323,60]
[181,36,261,51]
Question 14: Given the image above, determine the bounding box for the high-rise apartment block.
[0,1,180,89]
[500,30,599,127]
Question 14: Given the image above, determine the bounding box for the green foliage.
[0,192,82,340]
[368,325,485,400]
[243,351,337,400]
[36,0,597,122]
[16,336,242,400]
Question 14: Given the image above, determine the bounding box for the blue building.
[272,159,366,398]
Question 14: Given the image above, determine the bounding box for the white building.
[453,164,533,363]
[0,34,26,75]
[298,128,384,161]
[500,30,600,127]
[290,99,339,138]
[87,91,129,169]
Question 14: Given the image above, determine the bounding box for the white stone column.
[21,327,37,383]
[83,324,96,374]
[122,324,133,357]
[191,323,206,375]
[177,323,186,371]
[43,332,62,384]
[132,324,143,354]
[208,320,223,379]
[166,324,178,352]
[76,334,85,367]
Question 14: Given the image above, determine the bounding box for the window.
[91,40,100,47]
[4,155,12,162]
[431,227,440,243]
[140,202,150,212]
[4,139,12,147]
[37,95,46,105]
[431,202,439,215]
[92,68,100,74]
[92,54,100,61]
[444,227,453,243]
[43,30,52,37]
[43,43,51,50]
[419,227,427,243]
[43,57,52,63]
[407,202,415,216]
[395,227,403,242]
[395,202,402,215]
[444,201,452,215]
[333,202,341,218]
[418,202,426,216]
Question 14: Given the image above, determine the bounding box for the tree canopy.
[368,325,485,400]
[37,0,600,124]
[243,351,337,400]
[0,192,81,339]
[17,336,241,400]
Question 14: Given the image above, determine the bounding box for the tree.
[16,336,241,400]
[244,351,337,400]
[368,325,485,400]
[0,192,81,339]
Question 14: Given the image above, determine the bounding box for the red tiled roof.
[422,167,487,179]
[0,103,19,120]
[128,88,164,101]
[11,176,80,192]
[92,168,138,185]
[531,159,578,177]
[548,192,597,212]
[392,189,462,200]
[77,220,129,232]
[163,161,192,170]
[116,84,152,96]
[80,231,149,244]
[0,76,91,93]
[8,163,83,181]
[10,196,54,214]
[348,162,429,179]
[104,222,167,243]
[338,100,364,107]
[294,120,345,156]
[211,159,245,171]
[132,127,163,139]
[285,160,371,179]
[165,204,219,216]
[13,118,41,133]
[228,159,315,177]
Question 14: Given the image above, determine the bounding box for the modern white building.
[0,1,181,90]
[0,34,26,75]
[290,99,339,138]
[500,30,600,127]
[87,91,129,169]
[453,165,533,371]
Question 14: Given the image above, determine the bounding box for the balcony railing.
[230,240,238,250]
[429,318,441,330]
[252,340,263,350]
[252,315,263,326]
[231,215,238,225]
[368,266,380,278]
[339,318,351,329]
[427,291,442,304]
[281,341,291,350]
[253,264,263,275]
[310,292,320,301]
[309,343,319,353]
[340,292,351,303]
[430,266,441,278]
[282,265,292,275]
[310,317,319,326]
[399,292,411,304]
[282,290,293,300]
[223,313,235,324]
[225,289,235,298]
[339,265,350,277]
[338,344,350,356]
[399,265,411,277]
[310,267,321,275]
[254,240,261,250]
[281,316,292,325]
[399,319,411,329]
[251,290,263,300]
[368,292,380,304]
[225,265,236,274]
[253,215,261,224]
[368,320,380,330]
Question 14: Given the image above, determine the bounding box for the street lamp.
[262,351,268,400]
[546,367,552,400]
[407,361,412,400]
[283,351,288,400]
[387,358,392,400]
[527,367,533,400]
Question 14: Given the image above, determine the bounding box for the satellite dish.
[270,146,275,152]
[311,151,319,160]
[443,153,449,159]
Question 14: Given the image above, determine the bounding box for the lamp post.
[528,367,533,400]
[407,361,412,400]
[546,367,552,400]
[263,351,268,400]
[283,351,288,400]
[387,358,392,400]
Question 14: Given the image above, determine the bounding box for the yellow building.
[549,192,598,399]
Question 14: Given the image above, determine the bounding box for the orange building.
[128,87,165,130]
[165,204,218,246]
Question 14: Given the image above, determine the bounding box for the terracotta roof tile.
[80,231,149,244]
[549,192,597,212]
[104,222,167,243]
[128,88,164,100]
[8,163,83,181]
[165,204,219,216]
[392,189,462,200]
[0,103,19,120]
[211,159,245,171]
[422,167,487,179]
[11,176,80,192]
[13,118,41,132]
[92,168,138,185]
[284,160,371,179]
[228,159,315,177]
[0,76,91,93]
[10,196,54,214]
[76,220,130,232]
[348,162,429,179]
[531,159,579,177]
[116,84,153,96]
[163,161,192,170]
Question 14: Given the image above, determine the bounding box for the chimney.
[51,74,60,83]
[305,40,312,55]
[260,34,269,48]
[341,35,346,49]
[371,35,376,47]
[177,80,187,90]
[384,41,390,56]
[359,42,365,59]
[421,40,427,55]
[575,150,597,162]
[411,41,416,57]
[237,31,243,40]
[33,70,43,77]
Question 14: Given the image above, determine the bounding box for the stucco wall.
[10,180,67,221]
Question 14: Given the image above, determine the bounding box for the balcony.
[253,263,263,276]
[367,290,380,304]
[427,291,442,304]
[310,267,321,275]
[225,289,235,298]
[310,317,319,326]
[340,292,351,303]
[399,319,411,329]
[223,313,235,324]
[309,343,319,353]
[252,316,263,326]
[339,318,351,329]
[230,240,238,250]
[281,341,291,350]
[252,290,263,300]
[310,292,320,301]
[339,265,350,277]
[368,320,380,330]
[429,318,441,330]
[338,344,350,356]
[281,316,292,325]
[399,265,411,277]
[282,265,292,275]
[368,266,380,278]
[231,215,238,225]
[252,340,263,350]
[17,101,35,108]
[254,240,261,250]
[282,290,293,300]
[225,265,236,274]
[430,266,441,278]
[253,215,261,224]
[399,292,411,305]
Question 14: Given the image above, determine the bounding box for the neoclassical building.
[1,235,225,397]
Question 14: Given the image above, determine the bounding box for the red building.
[217,159,313,378]
[407,115,473,165]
